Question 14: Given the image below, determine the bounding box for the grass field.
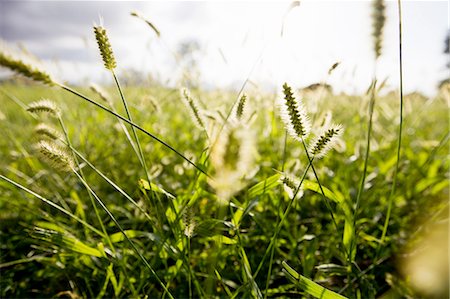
[0,80,448,298]
[0,1,449,298]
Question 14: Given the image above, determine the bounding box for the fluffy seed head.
[35,123,62,140]
[0,44,54,85]
[309,124,343,159]
[280,173,304,199]
[372,0,386,59]
[279,83,311,140]
[183,207,196,238]
[27,99,60,117]
[181,88,206,130]
[235,94,247,121]
[93,25,117,70]
[209,123,255,203]
[37,140,75,172]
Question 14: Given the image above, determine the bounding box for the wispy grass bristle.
[280,172,304,199]
[37,140,75,172]
[93,25,117,70]
[279,83,311,140]
[181,88,206,130]
[27,99,60,117]
[309,124,343,159]
[0,44,54,85]
[35,123,62,140]
[131,11,161,37]
[372,0,386,59]
[90,83,112,105]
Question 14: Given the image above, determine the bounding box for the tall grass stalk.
[351,0,386,264]
[378,0,404,255]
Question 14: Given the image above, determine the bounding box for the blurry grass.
[0,82,448,298]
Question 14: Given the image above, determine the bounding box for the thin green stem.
[57,83,209,177]
[263,132,288,298]
[187,236,192,299]
[351,77,377,262]
[0,174,103,237]
[73,171,174,299]
[378,0,404,256]
[65,143,154,224]
[300,139,340,237]
[111,71,153,191]
[253,159,312,279]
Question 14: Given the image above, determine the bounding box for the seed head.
[93,25,117,70]
[309,124,343,159]
[279,83,311,141]
[35,123,62,140]
[183,207,196,238]
[280,173,304,199]
[209,123,255,204]
[27,99,60,117]
[90,83,112,105]
[372,0,386,59]
[328,62,340,75]
[181,88,206,130]
[0,45,54,85]
[37,140,75,172]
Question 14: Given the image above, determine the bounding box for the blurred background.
[0,1,448,96]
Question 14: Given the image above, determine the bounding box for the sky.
[0,0,448,96]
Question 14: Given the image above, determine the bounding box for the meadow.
[0,1,449,299]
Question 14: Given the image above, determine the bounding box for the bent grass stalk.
[94,24,154,195]
[56,114,113,244]
[253,160,312,280]
[58,83,209,177]
[0,174,103,237]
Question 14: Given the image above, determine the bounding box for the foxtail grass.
[93,25,117,70]
[372,0,386,59]
[0,50,54,85]
[27,99,60,117]
[309,124,343,159]
[181,88,208,133]
[279,83,311,140]
[350,0,387,274]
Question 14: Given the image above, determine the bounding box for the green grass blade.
[282,261,348,299]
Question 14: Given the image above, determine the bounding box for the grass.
[0,80,448,298]
[0,2,449,298]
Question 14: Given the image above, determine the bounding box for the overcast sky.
[0,1,448,96]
